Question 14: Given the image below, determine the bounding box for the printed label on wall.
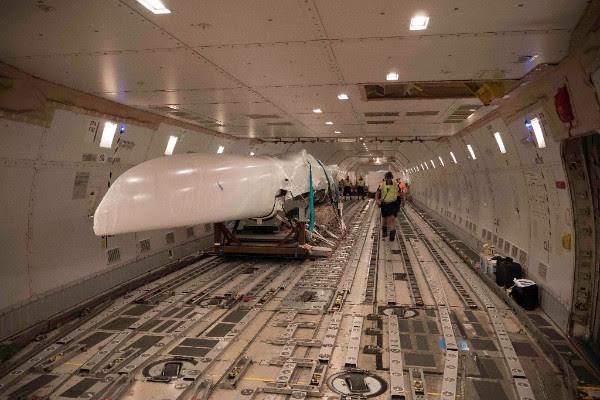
[72,172,90,200]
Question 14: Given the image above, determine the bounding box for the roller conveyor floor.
[0,200,594,400]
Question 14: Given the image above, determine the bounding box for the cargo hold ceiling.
[0,0,588,141]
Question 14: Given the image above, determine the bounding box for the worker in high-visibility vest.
[356,176,366,200]
[376,171,399,241]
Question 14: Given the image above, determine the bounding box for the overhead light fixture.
[313,108,322,113]
[337,93,349,100]
[100,121,117,148]
[424,162,429,170]
[410,15,429,31]
[466,144,477,160]
[450,151,457,164]
[136,0,171,14]
[164,135,178,155]
[386,72,399,81]
[438,156,445,167]
[250,152,255,156]
[430,160,436,168]
[325,121,333,125]
[217,145,225,154]
[494,131,507,154]
[530,117,546,149]
[334,130,341,134]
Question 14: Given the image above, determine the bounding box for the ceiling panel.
[104,87,265,106]
[333,32,569,83]
[124,0,317,46]
[6,48,240,94]
[316,0,587,39]
[0,0,176,58]
[258,85,358,114]
[183,102,284,123]
[200,42,339,87]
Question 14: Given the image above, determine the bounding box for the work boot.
[389,230,396,241]
[382,226,388,238]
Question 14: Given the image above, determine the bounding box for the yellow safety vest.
[379,183,398,203]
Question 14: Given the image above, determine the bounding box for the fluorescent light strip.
[100,121,117,148]
[450,151,457,164]
[250,152,255,156]
[164,135,178,155]
[217,145,225,154]
[467,144,477,160]
[136,0,171,14]
[337,93,349,100]
[430,159,436,168]
[438,156,445,167]
[313,108,322,113]
[494,131,506,154]
[530,117,546,149]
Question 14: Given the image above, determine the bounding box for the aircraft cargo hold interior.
[1,1,600,399]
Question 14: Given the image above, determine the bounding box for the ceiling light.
[313,108,322,113]
[410,15,429,31]
[337,93,349,100]
[334,130,341,134]
[136,0,171,14]
[217,145,225,154]
[530,117,546,149]
[466,144,477,160]
[100,121,117,148]
[325,121,333,125]
[438,156,444,167]
[430,160,436,168]
[250,152,255,156]
[386,72,399,81]
[424,162,429,170]
[164,135,178,155]
[494,131,507,154]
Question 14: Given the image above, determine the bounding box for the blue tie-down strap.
[308,163,315,238]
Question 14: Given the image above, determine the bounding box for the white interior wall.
[404,110,575,330]
[0,107,251,321]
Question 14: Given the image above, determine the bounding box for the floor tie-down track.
[0,200,585,399]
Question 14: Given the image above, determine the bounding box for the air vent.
[186,227,195,238]
[266,122,293,126]
[444,104,482,123]
[366,120,394,125]
[165,231,175,245]
[139,239,151,253]
[364,112,399,117]
[246,114,280,119]
[406,111,439,116]
[107,248,120,264]
[538,262,547,280]
[515,55,537,64]
[204,224,212,233]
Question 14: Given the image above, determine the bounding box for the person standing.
[343,175,352,201]
[376,171,398,241]
[357,175,366,200]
